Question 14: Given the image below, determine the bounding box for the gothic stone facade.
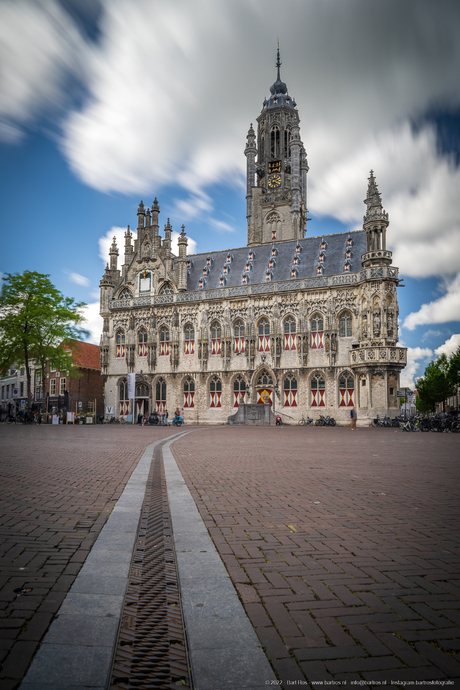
[99,58,407,425]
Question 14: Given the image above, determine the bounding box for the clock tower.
[246,48,309,246]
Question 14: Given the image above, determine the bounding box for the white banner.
[127,373,135,399]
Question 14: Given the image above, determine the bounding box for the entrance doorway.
[255,369,274,407]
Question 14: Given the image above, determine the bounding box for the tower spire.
[276,41,281,81]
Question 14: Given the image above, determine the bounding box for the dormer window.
[346,250,352,259]
[317,266,323,275]
[347,237,353,247]
[199,278,205,289]
[245,263,250,272]
[293,257,299,266]
[295,245,301,254]
[206,256,211,266]
[291,268,297,278]
[321,241,327,250]
[344,262,351,272]
[223,266,228,275]
[219,277,225,287]
[266,271,272,282]
[203,268,208,276]
[226,254,232,264]
[242,275,248,285]
[271,247,277,257]
[319,253,325,263]
[187,260,191,269]
[248,251,254,260]
[272,229,276,241]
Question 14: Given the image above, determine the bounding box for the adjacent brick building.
[45,341,104,417]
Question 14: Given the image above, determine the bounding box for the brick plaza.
[0,423,459,688]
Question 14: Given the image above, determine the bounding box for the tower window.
[270,126,280,158]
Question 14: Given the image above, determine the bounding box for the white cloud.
[400,346,433,388]
[67,271,90,287]
[81,301,103,346]
[422,329,442,341]
[0,0,87,140]
[403,273,460,330]
[435,333,460,358]
[171,232,197,257]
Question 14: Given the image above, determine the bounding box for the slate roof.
[182,230,366,292]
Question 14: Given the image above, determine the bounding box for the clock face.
[268,174,281,189]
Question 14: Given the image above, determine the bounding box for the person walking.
[165,410,169,426]
[350,406,357,430]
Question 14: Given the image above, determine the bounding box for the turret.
[163,218,172,274]
[151,198,160,252]
[109,236,119,271]
[361,171,392,267]
[244,124,257,223]
[137,200,145,244]
[177,224,188,291]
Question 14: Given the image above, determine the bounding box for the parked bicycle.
[316,414,336,427]
[298,414,314,426]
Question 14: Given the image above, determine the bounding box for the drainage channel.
[109,442,192,690]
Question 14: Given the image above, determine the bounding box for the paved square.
[172,426,460,687]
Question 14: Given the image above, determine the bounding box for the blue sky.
[1,0,460,387]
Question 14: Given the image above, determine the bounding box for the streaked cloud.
[403,273,460,330]
[66,271,90,287]
[435,333,460,358]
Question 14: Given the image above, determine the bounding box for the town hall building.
[99,53,407,424]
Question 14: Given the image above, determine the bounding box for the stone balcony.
[350,345,407,368]
[361,249,393,267]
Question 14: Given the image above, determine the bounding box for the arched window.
[211,321,221,355]
[159,283,174,295]
[119,290,131,299]
[340,312,353,338]
[284,128,291,157]
[116,330,126,358]
[234,319,245,354]
[256,369,273,405]
[284,374,298,407]
[184,324,195,354]
[210,376,222,408]
[160,328,170,356]
[155,378,166,412]
[233,375,246,407]
[339,372,355,407]
[183,377,195,408]
[311,314,324,349]
[266,211,281,241]
[258,318,270,352]
[270,126,280,158]
[136,382,149,397]
[311,372,326,407]
[119,379,128,416]
[284,316,296,351]
[138,329,148,357]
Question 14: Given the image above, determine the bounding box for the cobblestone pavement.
[0,424,178,690]
[172,426,460,688]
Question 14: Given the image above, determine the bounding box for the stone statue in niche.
[362,314,368,339]
[198,342,202,359]
[325,334,330,352]
[373,311,381,337]
[331,333,337,352]
[387,311,394,337]
[203,341,208,360]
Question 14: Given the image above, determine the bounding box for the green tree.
[0,271,89,410]
[416,359,454,413]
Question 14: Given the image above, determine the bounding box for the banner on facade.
[127,373,135,400]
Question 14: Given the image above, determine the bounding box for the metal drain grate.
[110,444,192,689]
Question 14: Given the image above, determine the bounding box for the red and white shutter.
[160,342,170,356]
[339,388,354,407]
[211,339,221,355]
[210,392,222,408]
[233,391,246,407]
[284,390,298,407]
[184,392,195,408]
[117,344,126,358]
[234,337,245,354]
[284,334,296,351]
[258,336,270,352]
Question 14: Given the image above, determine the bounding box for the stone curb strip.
[163,438,276,690]
[20,431,276,689]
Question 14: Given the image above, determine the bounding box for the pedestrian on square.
[165,410,169,426]
[181,408,185,425]
[350,406,357,430]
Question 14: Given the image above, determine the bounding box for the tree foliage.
[415,347,460,413]
[0,271,89,408]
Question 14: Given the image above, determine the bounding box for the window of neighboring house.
[87,402,95,413]
[20,382,24,397]
[60,378,66,395]
[50,379,56,395]
[20,368,24,376]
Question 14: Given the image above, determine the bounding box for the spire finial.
[276,41,281,81]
